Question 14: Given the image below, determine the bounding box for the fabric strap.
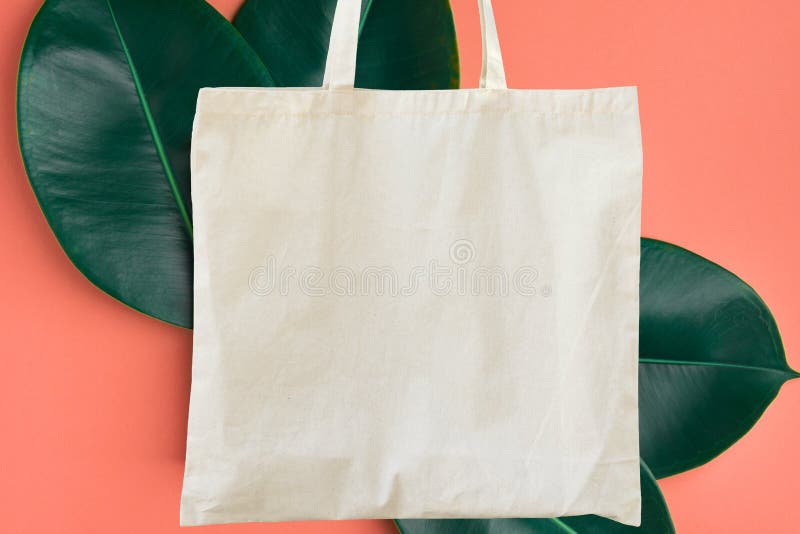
[322,0,507,90]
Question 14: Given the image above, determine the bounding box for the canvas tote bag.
[181,0,643,526]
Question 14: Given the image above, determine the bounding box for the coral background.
[1,0,798,532]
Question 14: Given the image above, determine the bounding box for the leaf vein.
[640,357,797,378]
[105,0,194,240]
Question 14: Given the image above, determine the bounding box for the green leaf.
[395,460,674,534]
[234,0,459,89]
[639,238,797,478]
[17,0,274,328]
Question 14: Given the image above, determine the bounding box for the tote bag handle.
[322,0,508,90]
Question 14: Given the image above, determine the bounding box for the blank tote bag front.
[181,0,643,527]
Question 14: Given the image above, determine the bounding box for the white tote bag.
[181,0,643,526]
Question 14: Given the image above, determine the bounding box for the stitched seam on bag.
[196,109,637,119]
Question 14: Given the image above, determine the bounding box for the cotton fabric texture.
[181,0,643,526]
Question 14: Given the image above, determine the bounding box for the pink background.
[1,0,798,532]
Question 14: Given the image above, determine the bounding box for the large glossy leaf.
[17,0,274,328]
[234,0,459,88]
[395,461,674,534]
[639,238,797,478]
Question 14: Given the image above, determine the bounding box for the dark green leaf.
[234,0,459,89]
[17,0,274,327]
[639,238,797,478]
[395,460,674,533]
